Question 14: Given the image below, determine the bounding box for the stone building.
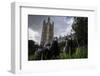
[40,17,54,46]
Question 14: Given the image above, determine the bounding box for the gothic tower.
[41,17,54,46]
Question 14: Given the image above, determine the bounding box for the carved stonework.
[41,17,54,46]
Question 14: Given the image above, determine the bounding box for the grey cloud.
[28,15,74,42]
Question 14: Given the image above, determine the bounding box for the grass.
[59,47,88,59]
[28,47,88,60]
[73,47,88,58]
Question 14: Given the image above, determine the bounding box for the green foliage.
[58,41,66,51]
[28,47,88,60]
[72,47,88,58]
[59,47,88,59]
[59,51,71,59]
[72,17,88,46]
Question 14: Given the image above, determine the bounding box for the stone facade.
[41,17,54,46]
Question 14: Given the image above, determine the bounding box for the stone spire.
[43,19,46,25]
[48,17,50,23]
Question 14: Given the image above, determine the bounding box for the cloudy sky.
[28,15,74,44]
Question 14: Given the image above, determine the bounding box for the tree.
[72,17,88,47]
